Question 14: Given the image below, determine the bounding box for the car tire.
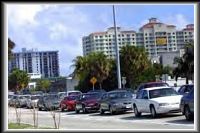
[100,108,105,115]
[134,105,141,117]
[38,107,42,111]
[61,107,65,112]
[75,108,79,114]
[109,106,115,115]
[82,106,88,114]
[184,106,192,121]
[150,105,157,118]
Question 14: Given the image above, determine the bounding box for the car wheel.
[61,107,65,112]
[109,106,115,115]
[39,107,42,111]
[150,105,157,118]
[134,105,141,117]
[100,108,105,115]
[75,108,79,114]
[82,106,88,114]
[184,106,192,121]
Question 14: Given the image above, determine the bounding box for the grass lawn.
[8,123,53,129]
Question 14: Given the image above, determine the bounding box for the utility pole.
[113,5,122,89]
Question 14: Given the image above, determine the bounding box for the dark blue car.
[178,84,193,95]
[180,86,194,121]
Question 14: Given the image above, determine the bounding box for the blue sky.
[7,4,194,76]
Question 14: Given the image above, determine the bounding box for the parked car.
[8,94,14,105]
[26,95,41,108]
[8,95,18,107]
[38,94,60,111]
[9,95,28,107]
[180,86,194,121]
[23,95,31,108]
[75,92,104,113]
[132,87,182,118]
[87,89,106,93]
[60,95,81,111]
[177,84,193,95]
[136,82,169,93]
[99,90,133,115]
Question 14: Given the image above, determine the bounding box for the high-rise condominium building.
[9,48,60,78]
[82,27,137,58]
[82,18,194,60]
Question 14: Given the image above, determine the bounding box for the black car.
[180,86,194,121]
[99,90,133,115]
[75,92,104,113]
[178,84,193,95]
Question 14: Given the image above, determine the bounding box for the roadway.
[7,107,194,130]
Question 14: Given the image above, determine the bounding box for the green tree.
[72,52,112,91]
[173,42,194,84]
[36,79,51,93]
[72,56,88,80]
[87,52,112,89]
[8,68,30,92]
[120,45,150,89]
[8,38,15,60]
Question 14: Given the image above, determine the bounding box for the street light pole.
[113,5,122,89]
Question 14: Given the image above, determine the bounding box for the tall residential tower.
[9,48,60,78]
[82,18,194,64]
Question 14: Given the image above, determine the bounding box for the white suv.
[132,87,182,118]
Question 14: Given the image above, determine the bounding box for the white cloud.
[49,23,68,40]
[8,4,44,26]
[7,4,94,76]
[161,14,190,30]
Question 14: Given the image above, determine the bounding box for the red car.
[60,95,80,111]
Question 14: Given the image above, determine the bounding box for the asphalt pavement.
[7,107,194,130]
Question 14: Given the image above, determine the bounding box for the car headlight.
[113,103,121,106]
[159,103,169,106]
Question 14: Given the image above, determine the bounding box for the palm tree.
[8,38,15,60]
[37,79,51,93]
[71,56,88,80]
[173,42,194,84]
[72,52,112,90]
[88,52,112,89]
[120,45,150,88]
[8,68,30,92]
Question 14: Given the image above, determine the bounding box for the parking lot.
[8,107,194,130]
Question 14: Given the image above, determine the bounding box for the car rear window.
[68,92,81,96]
[144,83,168,88]
[149,88,178,99]
[82,93,101,100]
[108,92,132,99]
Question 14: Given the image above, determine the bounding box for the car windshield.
[66,95,79,100]
[144,83,168,88]
[82,93,101,100]
[46,95,59,100]
[108,92,132,99]
[149,88,178,99]
[23,96,31,99]
[68,92,81,96]
[31,96,40,100]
